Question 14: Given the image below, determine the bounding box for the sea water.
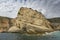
[0,31,60,40]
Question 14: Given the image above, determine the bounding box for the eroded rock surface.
[0,7,55,34]
[14,7,54,34]
[0,17,10,32]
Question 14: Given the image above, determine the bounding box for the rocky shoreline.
[0,7,59,35]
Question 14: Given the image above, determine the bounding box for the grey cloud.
[0,0,60,18]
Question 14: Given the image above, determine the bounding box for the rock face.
[15,7,54,34]
[0,16,10,32]
[48,18,60,31]
[0,7,54,34]
[8,26,20,32]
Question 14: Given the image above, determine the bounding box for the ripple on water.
[0,32,60,40]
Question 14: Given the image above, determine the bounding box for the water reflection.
[0,32,60,40]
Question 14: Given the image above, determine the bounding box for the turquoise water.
[0,31,60,40]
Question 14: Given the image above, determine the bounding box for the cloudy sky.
[0,0,60,18]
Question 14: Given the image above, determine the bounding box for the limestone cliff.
[0,7,55,34]
[17,7,54,33]
[0,16,10,32]
[8,7,54,34]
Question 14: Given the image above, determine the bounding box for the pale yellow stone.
[8,26,20,32]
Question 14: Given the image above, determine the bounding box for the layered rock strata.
[0,7,54,34]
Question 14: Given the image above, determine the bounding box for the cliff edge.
[0,7,54,34]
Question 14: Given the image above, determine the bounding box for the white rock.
[8,26,20,32]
